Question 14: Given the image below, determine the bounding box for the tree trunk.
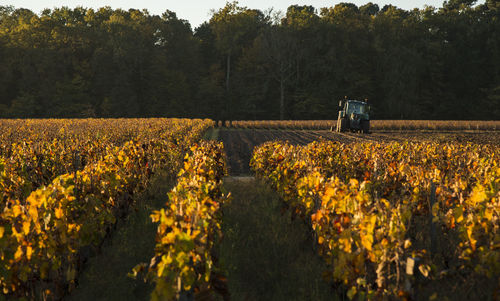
[226,54,231,93]
[226,53,231,119]
[280,78,285,120]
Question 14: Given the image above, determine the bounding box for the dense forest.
[0,1,499,120]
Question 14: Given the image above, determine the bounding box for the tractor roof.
[347,99,368,105]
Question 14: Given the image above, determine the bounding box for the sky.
[2,1,485,27]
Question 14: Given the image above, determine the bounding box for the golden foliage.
[133,141,227,300]
[0,118,214,298]
[251,140,500,299]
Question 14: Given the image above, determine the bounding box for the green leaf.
[347,286,357,300]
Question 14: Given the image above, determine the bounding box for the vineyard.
[1,119,499,300]
[0,119,220,299]
[217,128,499,176]
[251,140,500,300]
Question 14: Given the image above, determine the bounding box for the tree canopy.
[0,1,499,119]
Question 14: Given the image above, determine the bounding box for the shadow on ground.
[67,171,174,301]
[218,177,338,301]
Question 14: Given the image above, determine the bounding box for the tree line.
[0,1,499,120]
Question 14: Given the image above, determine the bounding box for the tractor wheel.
[362,120,370,134]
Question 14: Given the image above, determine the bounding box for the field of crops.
[217,128,499,176]
[0,118,228,299]
[131,141,227,300]
[251,140,500,300]
[1,119,499,300]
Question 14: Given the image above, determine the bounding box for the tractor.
[336,98,370,133]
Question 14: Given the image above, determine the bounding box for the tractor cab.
[346,101,369,116]
[336,99,370,133]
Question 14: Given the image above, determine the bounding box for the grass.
[203,127,220,140]
[67,171,175,301]
[217,177,338,301]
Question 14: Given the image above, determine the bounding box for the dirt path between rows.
[218,177,337,300]
[212,127,337,299]
[216,129,341,300]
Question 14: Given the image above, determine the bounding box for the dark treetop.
[0,1,499,120]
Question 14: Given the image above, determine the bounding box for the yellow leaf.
[418,264,431,277]
[318,236,325,245]
[468,186,487,207]
[14,246,23,261]
[55,207,63,219]
[157,262,165,277]
[339,237,352,253]
[322,187,335,200]
[0,226,4,238]
[161,232,176,244]
[26,246,33,260]
[13,205,22,217]
[162,254,173,265]
[150,211,160,222]
[484,208,493,221]
[28,206,38,221]
[161,211,174,226]
[68,223,79,232]
[311,211,323,223]
[349,178,359,188]
[467,224,477,250]
[361,233,374,251]
[22,221,30,235]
